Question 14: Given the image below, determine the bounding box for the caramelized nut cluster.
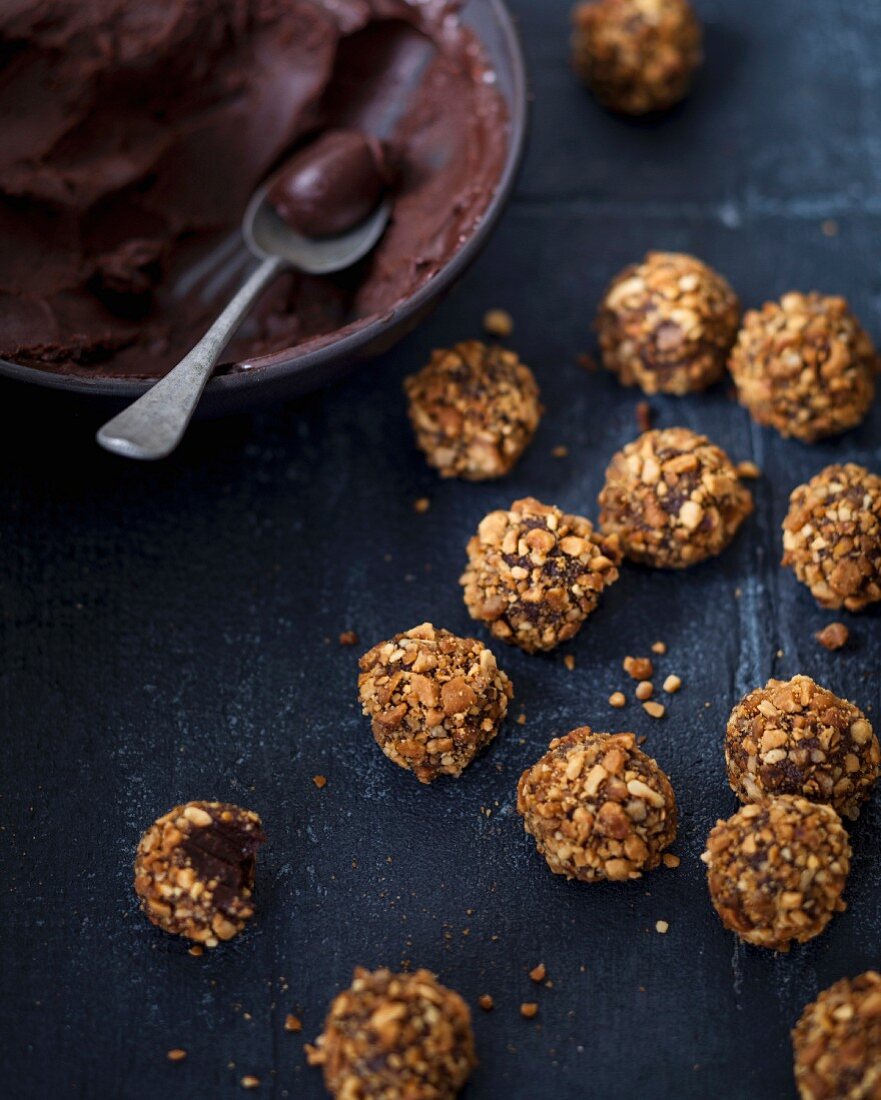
[306,967,476,1100]
[517,729,677,882]
[134,801,265,947]
[571,0,702,115]
[404,341,542,481]
[725,675,879,820]
[595,252,739,394]
[599,427,753,568]
[730,293,876,442]
[782,463,881,612]
[461,497,621,653]
[792,971,881,1100]
[358,623,512,783]
[702,796,850,951]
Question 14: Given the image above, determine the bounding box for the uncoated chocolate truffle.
[598,427,753,568]
[595,252,740,394]
[358,623,512,783]
[460,497,621,653]
[306,967,476,1099]
[729,293,877,442]
[725,675,879,821]
[792,971,881,1100]
[702,796,850,952]
[571,0,702,115]
[517,729,677,882]
[404,341,542,480]
[134,801,266,947]
[782,463,881,612]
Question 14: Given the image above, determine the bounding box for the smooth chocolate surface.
[0,0,507,379]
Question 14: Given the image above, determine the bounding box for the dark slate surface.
[2,2,880,1097]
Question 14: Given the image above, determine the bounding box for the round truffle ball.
[782,463,881,612]
[306,967,476,1099]
[702,796,850,952]
[598,427,753,568]
[792,971,881,1100]
[729,293,877,442]
[517,728,677,882]
[460,497,621,653]
[725,675,880,821]
[358,623,512,783]
[571,0,702,115]
[596,252,740,394]
[404,341,542,480]
[134,801,266,947]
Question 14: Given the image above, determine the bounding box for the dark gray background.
[2,1,880,1097]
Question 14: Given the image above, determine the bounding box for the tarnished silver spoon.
[96,177,391,461]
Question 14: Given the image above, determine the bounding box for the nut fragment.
[815,623,849,651]
[520,1003,539,1019]
[703,796,850,952]
[517,728,677,883]
[478,994,494,1012]
[635,681,654,701]
[307,968,475,1099]
[134,801,265,947]
[642,701,665,719]
[358,623,512,783]
[483,309,513,338]
[662,674,682,693]
[623,656,653,681]
[609,691,627,708]
[529,963,547,983]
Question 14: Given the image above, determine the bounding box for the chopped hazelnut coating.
[599,428,753,568]
[782,463,881,612]
[460,497,621,653]
[725,675,879,821]
[307,967,475,1100]
[358,623,512,783]
[133,801,266,947]
[792,971,881,1100]
[702,796,850,952]
[729,293,876,442]
[595,253,739,394]
[571,0,702,115]
[517,729,677,883]
[404,341,542,481]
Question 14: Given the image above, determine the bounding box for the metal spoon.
[96,181,391,461]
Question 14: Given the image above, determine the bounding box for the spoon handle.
[96,254,287,461]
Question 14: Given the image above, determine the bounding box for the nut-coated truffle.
[306,967,476,1099]
[460,497,621,653]
[729,293,877,442]
[702,796,850,952]
[782,463,881,612]
[571,0,702,115]
[134,801,266,947]
[598,427,753,568]
[404,341,542,480]
[358,623,512,783]
[725,675,879,821]
[792,971,881,1100]
[517,728,677,882]
[596,253,739,394]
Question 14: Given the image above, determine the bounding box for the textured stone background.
[2,1,880,1097]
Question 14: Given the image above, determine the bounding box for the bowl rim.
[0,0,528,400]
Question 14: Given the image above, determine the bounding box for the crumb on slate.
[483,308,513,338]
[624,656,653,681]
[339,630,359,646]
[312,775,327,789]
[529,963,547,983]
[520,1003,539,1019]
[815,622,850,651]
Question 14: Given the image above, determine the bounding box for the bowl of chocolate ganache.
[0,0,527,413]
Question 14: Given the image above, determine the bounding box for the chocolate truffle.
[702,797,850,952]
[792,971,881,1100]
[572,0,702,115]
[595,253,740,394]
[729,293,877,442]
[306,967,476,1099]
[598,427,754,568]
[725,675,880,821]
[404,341,542,480]
[134,801,266,947]
[517,729,677,882]
[460,497,621,653]
[782,463,881,612]
[358,623,512,783]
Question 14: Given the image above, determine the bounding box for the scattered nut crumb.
[240,1076,261,1090]
[815,622,849,651]
[609,691,627,708]
[662,853,681,869]
[413,497,431,514]
[312,775,327,789]
[655,920,669,934]
[651,641,667,655]
[635,401,653,432]
[483,308,513,338]
[564,654,576,671]
[623,656,653,681]
[577,352,598,372]
[167,1049,187,1063]
[736,460,761,479]
[517,712,527,725]
[821,219,839,237]
[662,674,682,694]
[643,701,665,719]
[284,1015,302,1033]
[552,445,569,458]
[529,963,547,983]
[188,945,204,957]
[635,681,654,701]
[478,994,494,1012]
[339,630,359,646]
[520,1003,539,1019]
